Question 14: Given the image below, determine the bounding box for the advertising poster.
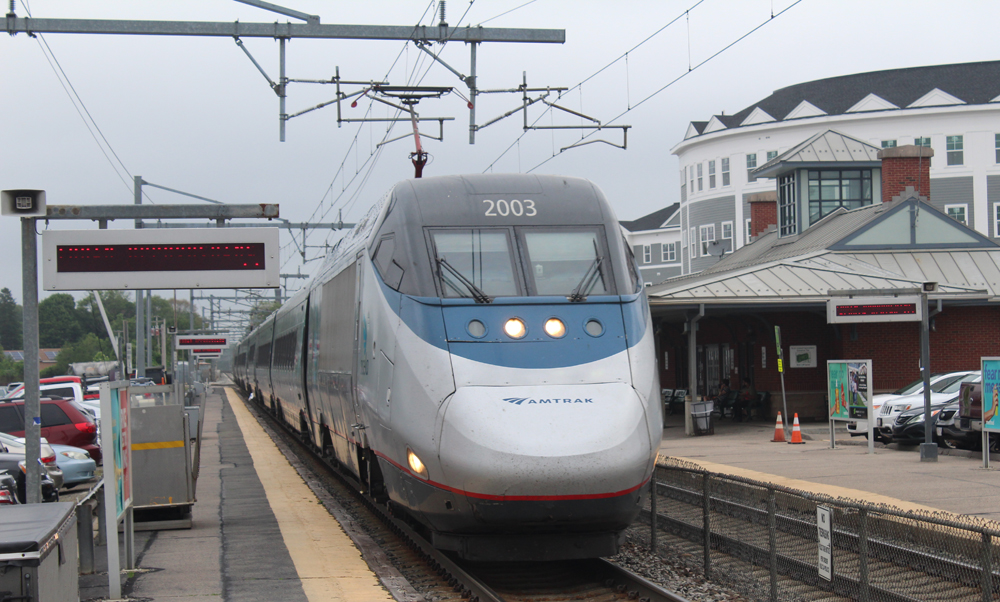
[983,358,1000,433]
[827,360,870,422]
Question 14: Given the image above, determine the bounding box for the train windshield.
[431,230,519,299]
[522,229,609,296]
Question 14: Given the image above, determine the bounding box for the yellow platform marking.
[669,455,944,515]
[133,440,184,450]
[225,388,393,601]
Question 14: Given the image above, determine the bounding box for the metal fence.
[648,458,999,601]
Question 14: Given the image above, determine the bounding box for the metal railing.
[648,458,1000,601]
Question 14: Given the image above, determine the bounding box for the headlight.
[407,447,427,478]
[544,318,566,338]
[504,318,527,339]
[61,451,90,461]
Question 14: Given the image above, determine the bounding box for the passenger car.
[0,398,101,463]
[846,371,976,440]
[0,471,18,504]
[0,452,59,503]
[890,400,957,445]
[876,373,980,441]
[0,431,63,488]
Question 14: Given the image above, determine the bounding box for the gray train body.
[233,174,661,561]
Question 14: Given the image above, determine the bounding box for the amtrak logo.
[504,397,594,405]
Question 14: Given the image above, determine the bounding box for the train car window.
[430,230,519,299]
[372,235,404,290]
[521,229,612,296]
[622,236,641,292]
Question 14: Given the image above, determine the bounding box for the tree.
[0,288,22,351]
[0,345,23,385]
[248,300,282,332]
[39,294,82,348]
[42,333,105,377]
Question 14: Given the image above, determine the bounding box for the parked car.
[0,431,63,488]
[0,471,18,504]
[51,444,97,488]
[877,373,981,442]
[0,452,59,503]
[846,371,976,441]
[5,376,86,405]
[890,400,957,445]
[941,381,1000,452]
[0,398,102,463]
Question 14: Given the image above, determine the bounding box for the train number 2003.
[483,199,537,217]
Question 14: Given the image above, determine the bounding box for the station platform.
[79,384,393,601]
[658,413,1000,522]
[75,389,1000,600]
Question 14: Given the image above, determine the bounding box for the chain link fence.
[647,458,999,601]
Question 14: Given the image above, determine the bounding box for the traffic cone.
[789,413,805,444]
[772,412,786,442]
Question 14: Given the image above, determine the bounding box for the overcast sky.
[0,0,995,315]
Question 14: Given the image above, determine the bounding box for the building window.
[807,169,873,224]
[642,245,651,264]
[747,153,757,182]
[881,139,897,148]
[700,224,716,256]
[914,136,931,148]
[663,243,676,262]
[689,166,695,191]
[946,135,964,166]
[946,204,967,225]
[721,157,730,186]
[708,160,716,188]
[994,203,1000,237]
[745,218,753,241]
[689,227,696,257]
[697,163,703,191]
[778,173,797,237]
[767,150,778,162]
[995,134,1000,163]
[722,221,733,245]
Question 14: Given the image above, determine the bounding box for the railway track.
[646,466,999,601]
[236,386,689,602]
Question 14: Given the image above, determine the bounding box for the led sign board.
[827,295,923,323]
[42,228,279,290]
[175,336,228,350]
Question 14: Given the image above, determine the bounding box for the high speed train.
[233,174,661,561]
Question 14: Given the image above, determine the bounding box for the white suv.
[876,372,981,441]
[846,371,977,441]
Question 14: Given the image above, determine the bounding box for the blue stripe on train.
[381,274,648,370]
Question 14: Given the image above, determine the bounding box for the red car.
[0,398,101,463]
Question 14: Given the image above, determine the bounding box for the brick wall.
[878,145,934,203]
[747,192,777,238]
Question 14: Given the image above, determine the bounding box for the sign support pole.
[775,326,789,439]
[21,216,42,503]
[919,289,937,462]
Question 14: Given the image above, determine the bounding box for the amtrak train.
[233,174,661,561]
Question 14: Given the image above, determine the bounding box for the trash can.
[691,401,714,436]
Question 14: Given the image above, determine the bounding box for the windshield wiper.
[568,255,604,302]
[436,257,492,304]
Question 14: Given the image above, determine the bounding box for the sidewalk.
[658,413,1000,522]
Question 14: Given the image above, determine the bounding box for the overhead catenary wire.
[487,0,804,175]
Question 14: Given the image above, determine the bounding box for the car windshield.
[893,378,926,395]
[940,374,981,394]
[930,373,969,393]
[522,229,609,296]
[432,230,518,299]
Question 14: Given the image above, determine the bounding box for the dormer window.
[807,169,873,224]
[778,174,797,237]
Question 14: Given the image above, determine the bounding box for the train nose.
[437,383,653,498]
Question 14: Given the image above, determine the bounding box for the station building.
[648,131,1000,421]
[671,60,1000,281]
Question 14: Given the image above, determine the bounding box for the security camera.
[1,189,47,217]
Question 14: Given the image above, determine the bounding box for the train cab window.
[521,229,611,297]
[430,230,519,299]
